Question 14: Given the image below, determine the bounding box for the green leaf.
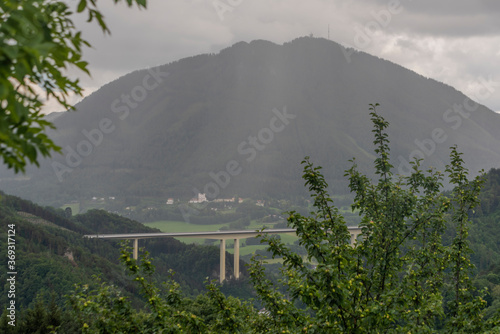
[77,0,87,13]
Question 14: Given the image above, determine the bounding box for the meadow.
[143,220,298,255]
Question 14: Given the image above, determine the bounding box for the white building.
[189,193,207,203]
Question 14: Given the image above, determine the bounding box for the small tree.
[249,104,499,333]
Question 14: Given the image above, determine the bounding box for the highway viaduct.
[84,227,362,283]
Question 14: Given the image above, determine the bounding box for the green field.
[145,220,228,233]
[227,244,262,256]
[144,220,298,254]
[144,220,225,244]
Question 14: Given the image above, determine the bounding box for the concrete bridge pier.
[350,229,362,245]
[220,239,226,282]
[133,238,139,260]
[234,238,239,279]
[219,238,241,283]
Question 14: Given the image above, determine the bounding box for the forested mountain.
[470,168,500,271]
[1,37,500,206]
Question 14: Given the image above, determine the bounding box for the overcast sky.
[46,0,500,113]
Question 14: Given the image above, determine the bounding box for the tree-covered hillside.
[461,168,500,272]
[0,192,252,313]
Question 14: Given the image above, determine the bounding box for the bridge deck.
[83,226,361,240]
[84,227,362,282]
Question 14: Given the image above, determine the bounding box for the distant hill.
[1,37,500,206]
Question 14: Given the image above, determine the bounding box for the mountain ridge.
[1,37,500,206]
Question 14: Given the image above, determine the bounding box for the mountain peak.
[2,38,499,205]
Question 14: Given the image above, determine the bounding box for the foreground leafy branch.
[0,0,146,172]
[70,243,260,333]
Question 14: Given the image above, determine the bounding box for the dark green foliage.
[74,209,155,234]
[478,168,500,216]
[236,201,271,220]
[69,246,260,333]
[466,168,500,319]
[469,168,500,271]
[0,0,146,173]
[0,191,87,233]
[64,207,72,219]
[0,294,70,334]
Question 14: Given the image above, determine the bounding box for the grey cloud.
[351,0,500,37]
[47,0,500,114]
